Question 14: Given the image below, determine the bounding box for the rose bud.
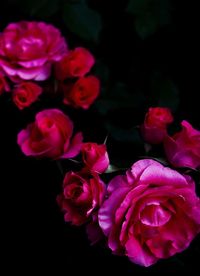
[12,82,42,109]
[55,47,95,80]
[141,107,173,144]
[82,142,110,173]
[63,76,100,109]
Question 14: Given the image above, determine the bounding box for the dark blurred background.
[1,0,200,274]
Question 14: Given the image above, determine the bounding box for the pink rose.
[17,109,83,159]
[0,72,10,94]
[82,142,109,173]
[141,107,173,144]
[55,47,95,80]
[164,120,200,169]
[63,76,100,109]
[98,159,200,267]
[12,82,42,109]
[0,21,67,81]
[57,170,106,226]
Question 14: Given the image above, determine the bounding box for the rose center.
[64,183,83,200]
[18,95,27,103]
[39,118,54,130]
[140,203,171,227]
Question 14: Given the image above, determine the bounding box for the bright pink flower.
[98,159,200,267]
[164,120,200,169]
[12,82,42,109]
[55,47,95,80]
[63,76,100,109]
[57,170,106,226]
[82,142,109,173]
[141,107,173,144]
[0,21,67,81]
[17,109,83,159]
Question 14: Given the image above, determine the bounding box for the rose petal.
[62,132,83,158]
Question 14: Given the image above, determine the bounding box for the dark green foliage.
[127,0,172,38]
[63,1,102,42]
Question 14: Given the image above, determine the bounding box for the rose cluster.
[1,21,199,268]
[141,107,200,169]
[0,21,100,110]
[18,105,200,267]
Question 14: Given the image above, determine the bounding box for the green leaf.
[92,60,110,86]
[95,99,138,115]
[18,0,60,17]
[95,82,145,115]
[127,0,171,38]
[135,12,158,39]
[105,165,124,174]
[62,2,102,42]
[151,73,179,112]
[105,124,142,144]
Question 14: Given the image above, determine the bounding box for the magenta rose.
[0,21,67,81]
[98,159,200,267]
[17,109,83,159]
[141,107,173,144]
[164,120,200,169]
[12,81,42,109]
[55,47,95,80]
[82,142,110,173]
[57,170,106,226]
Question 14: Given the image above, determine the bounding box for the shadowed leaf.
[63,1,102,42]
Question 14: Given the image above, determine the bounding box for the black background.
[1,0,200,274]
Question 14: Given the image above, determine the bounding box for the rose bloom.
[17,109,83,159]
[82,142,109,173]
[141,107,173,144]
[12,82,42,109]
[0,72,10,94]
[57,170,106,225]
[164,120,200,169]
[0,21,67,81]
[98,159,200,267]
[63,76,100,109]
[55,47,95,80]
